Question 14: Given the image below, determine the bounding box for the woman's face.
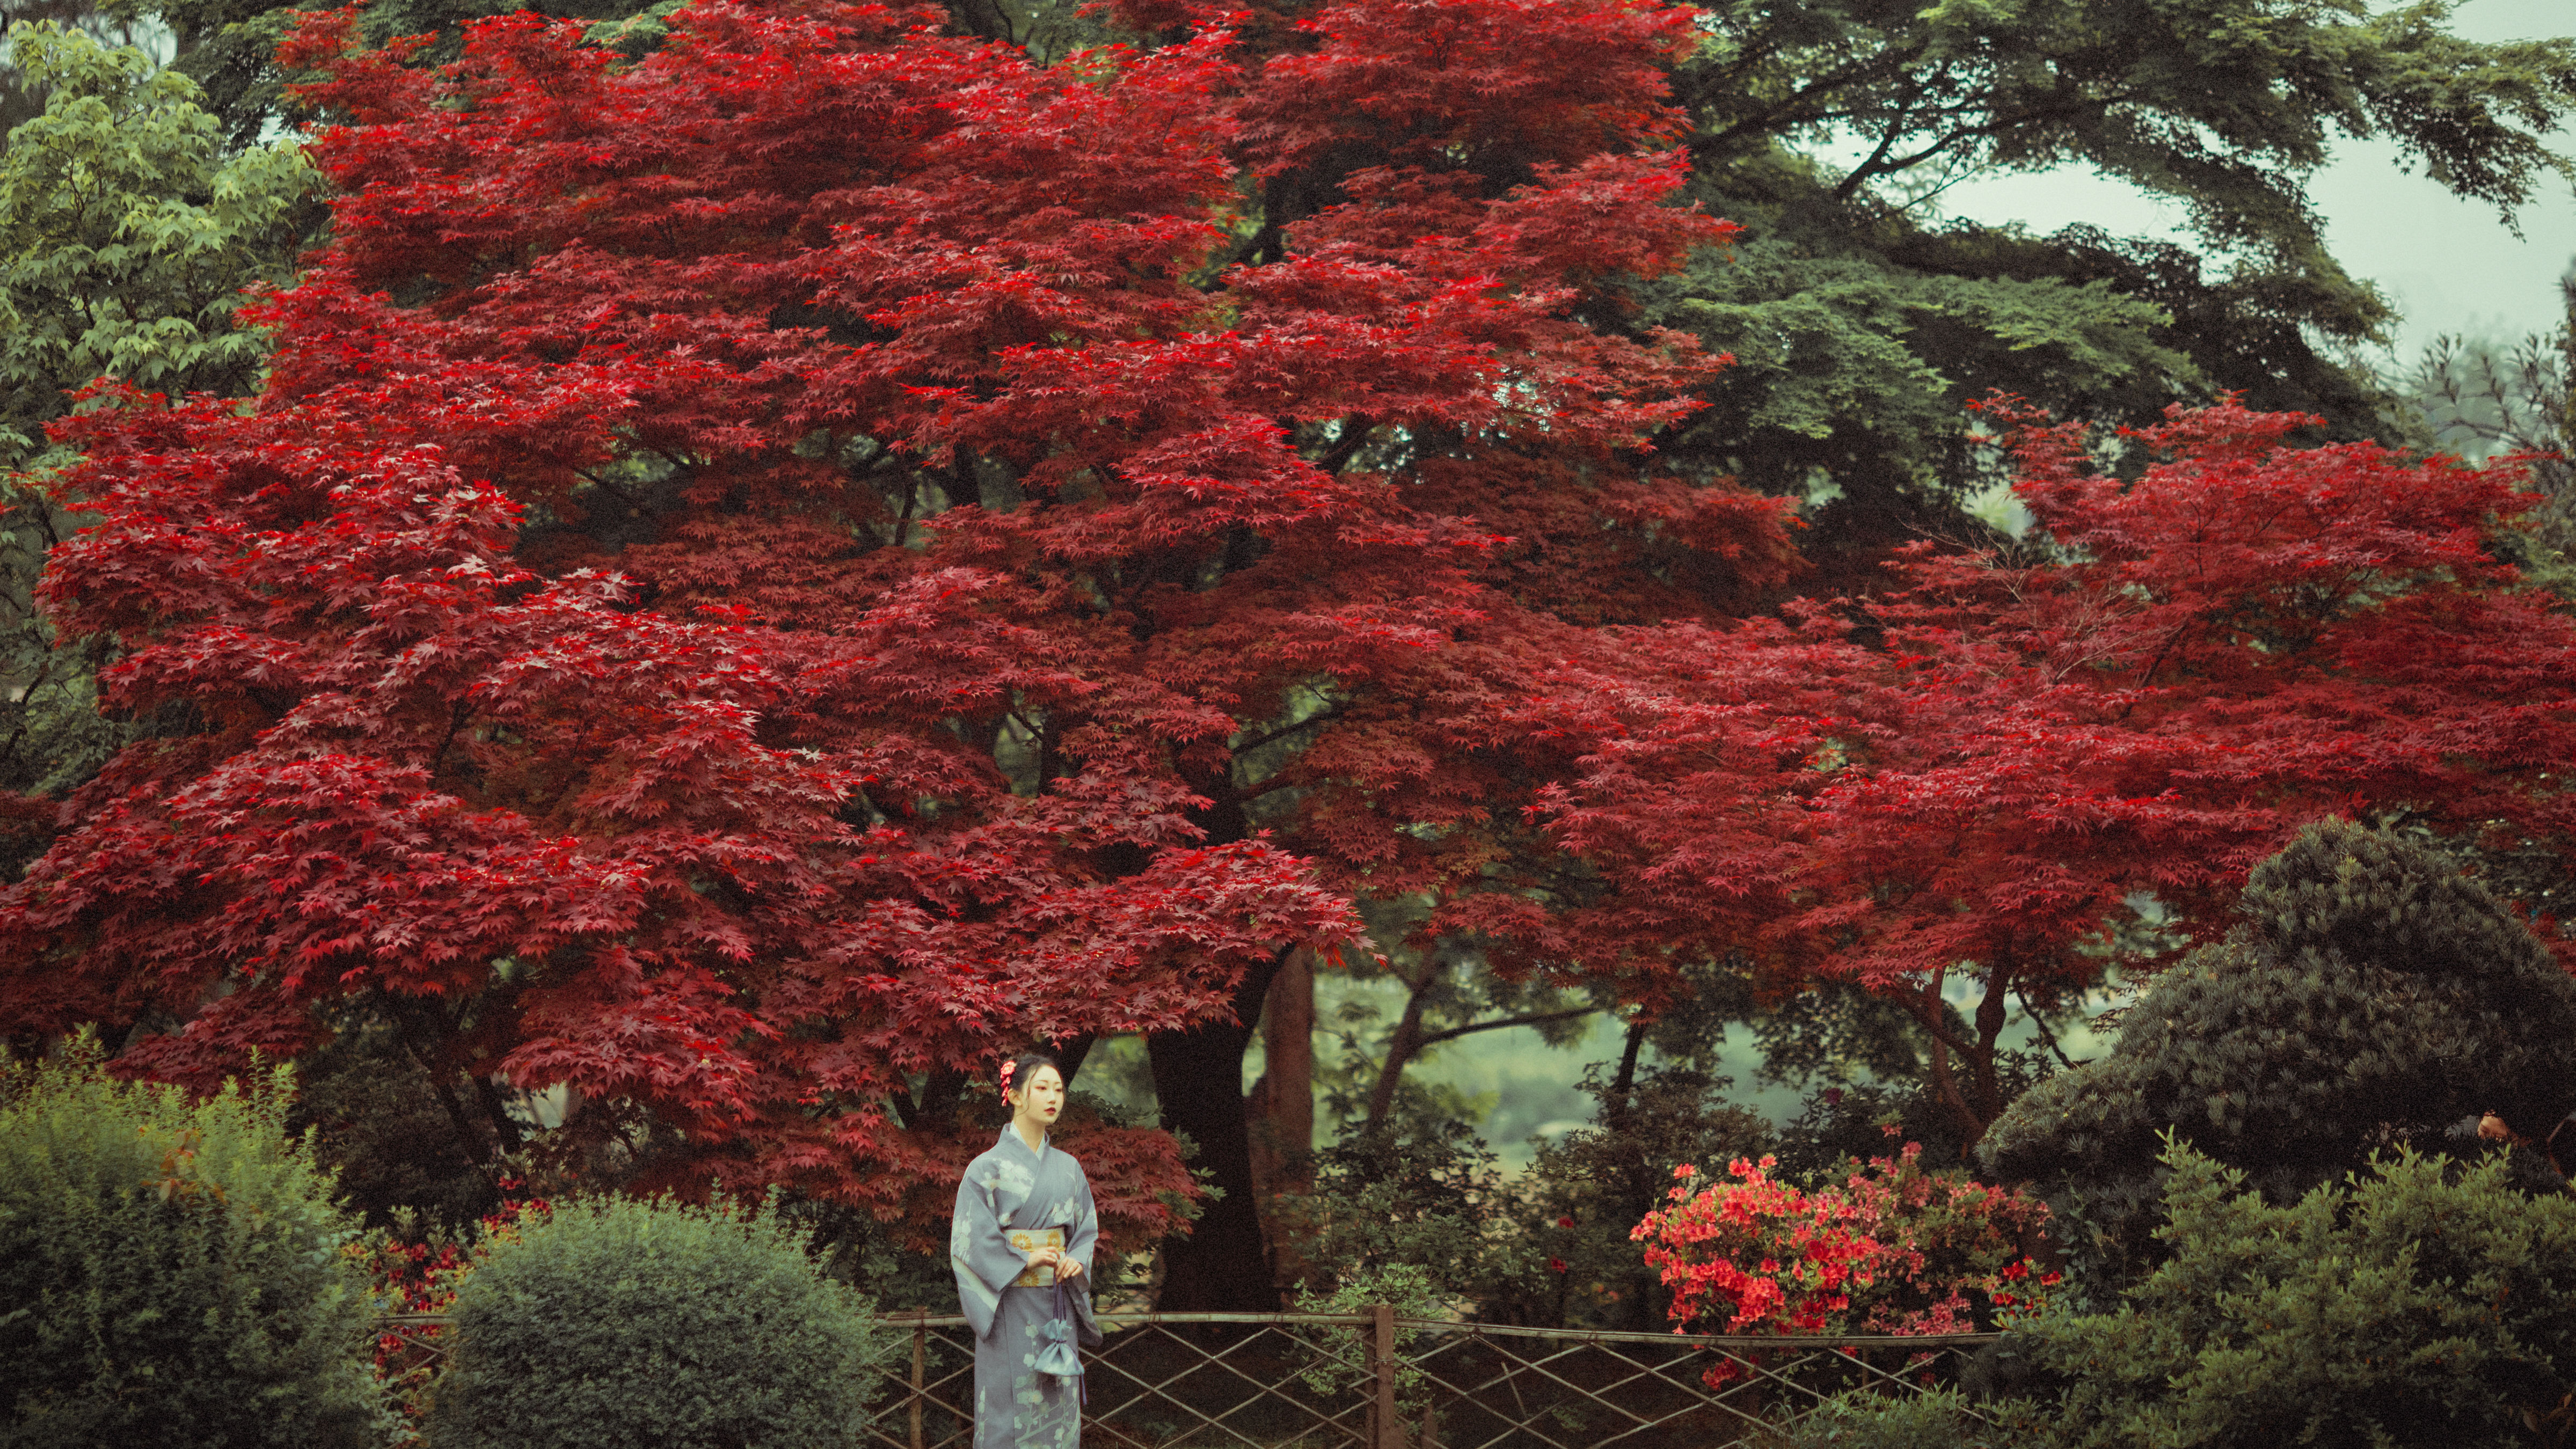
[1015,1065,1065,1128]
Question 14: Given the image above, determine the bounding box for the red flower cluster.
[1632,1144,2050,1385]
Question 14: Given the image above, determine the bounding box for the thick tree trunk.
[1245,947,1317,1285]
[1148,946,1290,1311]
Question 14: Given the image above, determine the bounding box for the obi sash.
[1008,1226,1064,1286]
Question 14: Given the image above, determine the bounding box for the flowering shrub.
[1632,1133,2053,1382]
[348,1182,548,1443]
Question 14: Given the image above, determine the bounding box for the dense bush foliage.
[1279,1065,1778,1331]
[1772,1388,2046,1449]
[2017,1140,2576,1447]
[0,1041,384,1449]
[1984,819,2576,1284]
[1509,1065,1774,1329]
[424,1193,887,1449]
[1275,1121,1539,1314]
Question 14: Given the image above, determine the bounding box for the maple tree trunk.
[1915,977,2014,1150]
[1148,945,1291,1311]
[1968,979,2009,1125]
[1913,975,1990,1151]
[1245,947,1316,1284]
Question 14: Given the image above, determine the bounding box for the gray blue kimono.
[952,1127,1101,1449]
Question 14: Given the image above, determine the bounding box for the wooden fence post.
[1373,1303,1401,1449]
[909,1311,927,1449]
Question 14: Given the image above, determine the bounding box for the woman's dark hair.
[1002,1051,1062,1101]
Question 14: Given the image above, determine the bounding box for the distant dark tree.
[1982,818,2576,1287]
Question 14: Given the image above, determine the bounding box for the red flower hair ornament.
[999,1059,1017,1095]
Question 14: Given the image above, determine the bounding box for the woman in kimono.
[952,1052,1101,1449]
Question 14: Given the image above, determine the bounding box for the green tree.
[1645,0,2576,581]
[0,24,305,450]
[0,22,311,870]
[1981,819,2576,1287]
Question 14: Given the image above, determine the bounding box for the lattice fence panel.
[859,1313,1996,1449]
[375,1308,1993,1447]
[1393,1323,1995,1449]
[871,1314,1382,1449]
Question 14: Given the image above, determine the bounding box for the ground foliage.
[348,1183,543,1443]
[2018,1140,2576,1449]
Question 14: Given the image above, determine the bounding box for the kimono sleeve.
[1064,1159,1100,1275]
[950,1161,1028,1342]
[1064,1161,1105,1348]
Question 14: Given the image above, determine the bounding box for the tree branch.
[1310,414,1377,475]
[2016,983,2081,1072]
[1230,705,1345,759]
[1413,1005,1599,1050]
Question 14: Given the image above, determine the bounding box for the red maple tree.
[0,0,1797,1293]
[1537,397,2576,1144]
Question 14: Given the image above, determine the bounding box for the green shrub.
[424,1192,888,1449]
[0,1038,385,1449]
[1772,1388,2049,1449]
[2019,1138,2576,1447]
[1984,819,2576,1286]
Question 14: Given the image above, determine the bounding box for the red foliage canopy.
[20,0,2562,1248]
[1537,398,2576,1141]
[0,0,1780,1244]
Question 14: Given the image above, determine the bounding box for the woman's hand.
[1023,1245,1083,1282]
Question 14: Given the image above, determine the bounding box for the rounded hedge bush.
[0,1040,385,1449]
[425,1192,886,1449]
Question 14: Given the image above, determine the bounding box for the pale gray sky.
[1925,0,2576,363]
